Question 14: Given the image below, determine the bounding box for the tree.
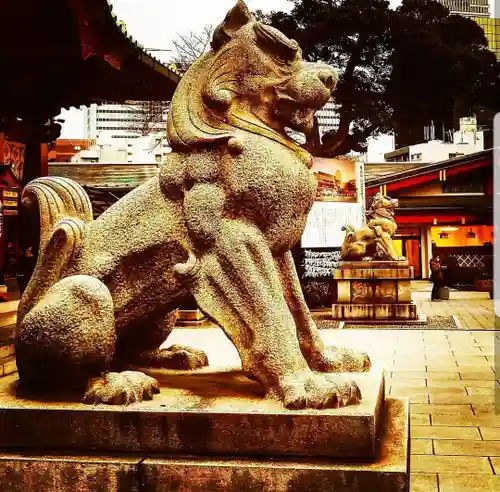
[260,0,500,156]
[124,100,170,136]
[169,25,214,74]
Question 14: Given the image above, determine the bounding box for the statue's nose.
[307,63,338,91]
[318,69,337,90]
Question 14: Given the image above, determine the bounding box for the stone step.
[0,355,17,377]
[0,367,384,459]
[333,303,418,321]
[0,398,409,492]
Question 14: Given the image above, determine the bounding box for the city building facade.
[385,118,484,163]
[366,149,493,286]
[472,16,500,59]
[438,0,490,17]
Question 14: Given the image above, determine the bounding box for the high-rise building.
[316,99,340,139]
[84,101,168,140]
[471,16,500,59]
[438,0,490,17]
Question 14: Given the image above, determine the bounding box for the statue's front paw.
[308,346,371,373]
[137,345,209,370]
[83,371,160,405]
[269,371,361,410]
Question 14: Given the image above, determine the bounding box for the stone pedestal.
[0,363,409,491]
[176,308,207,326]
[332,260,418,321]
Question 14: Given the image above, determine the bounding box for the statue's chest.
[224,141,316,225]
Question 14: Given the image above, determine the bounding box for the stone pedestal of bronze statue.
[333,260,419,321]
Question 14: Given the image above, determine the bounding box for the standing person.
[430,254,446,301]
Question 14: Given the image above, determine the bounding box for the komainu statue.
[16,0,370,409]
[340,192,406,261]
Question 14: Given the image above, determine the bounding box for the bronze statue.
[341,192,405,261]
[16,0,370,409]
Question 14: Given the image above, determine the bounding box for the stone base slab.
[339,260,409,268]
[0,366,384,459]
[0,398,409,492]
[333,303,418,321]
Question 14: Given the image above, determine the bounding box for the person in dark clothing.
[430,255,446,301]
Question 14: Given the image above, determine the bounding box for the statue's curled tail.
[18,177,93,324]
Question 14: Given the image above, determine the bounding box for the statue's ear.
[211,0,254,51]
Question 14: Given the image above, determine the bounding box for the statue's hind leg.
[274,251,371,373]
[16,275,158,404]
[115,309,208,371]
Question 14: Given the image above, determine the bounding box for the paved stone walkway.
[413,281,495,331]
[164,324,499,492]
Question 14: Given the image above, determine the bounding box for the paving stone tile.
[459,371,496,380]
[429,393,495,405]
[480,428,500,440]
[412,439,433,455]
[410,474,438,492]
[411,455,492,474]
[412,413,431,425]
[466,387,497,396]
[425,380,467,389]
[432,414,500,427]
[472,404,496,415]
[490,458,500,474]
[412,426,481,440]
[439,474,500,491]
[411,404,473,416]
[434,439,500,456]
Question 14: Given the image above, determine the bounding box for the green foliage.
[259,0,500,155]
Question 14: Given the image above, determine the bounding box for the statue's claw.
[83,371,160,405]
[269,371,361,410]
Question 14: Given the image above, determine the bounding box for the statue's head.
[370,192,399,212]
[167,0,338,150]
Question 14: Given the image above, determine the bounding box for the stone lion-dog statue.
[16,1,370,410]
[341,192,406,261]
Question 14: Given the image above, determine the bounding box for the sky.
[109,0,295,63]
[60,0,405,157]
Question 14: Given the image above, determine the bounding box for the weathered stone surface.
[0,454,140,491]
[337,280,351,303]
[339,261,409,269]
[332,260,418,321]
[16,0,370,411]
[0,398,409,491]
[333,303,418,321]
[0,366,384,458]
[397,280,411,303]
[140,397,409,492]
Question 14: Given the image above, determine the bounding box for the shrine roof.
[0,0,181,119]
[365,149,492,188]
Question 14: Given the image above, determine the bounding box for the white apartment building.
[316,98,340,138]
[384,119,484,163]
[84,101,168,140]
[71,133,171,164]
[437,0,490,17]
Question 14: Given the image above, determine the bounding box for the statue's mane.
[167,47,307,156]
[366,194,396,222]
